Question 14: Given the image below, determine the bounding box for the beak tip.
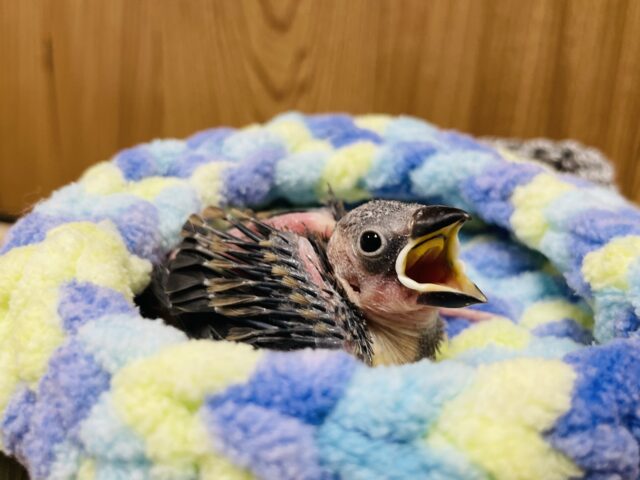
[475,285,488,303]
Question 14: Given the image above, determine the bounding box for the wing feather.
[152,208,372,363]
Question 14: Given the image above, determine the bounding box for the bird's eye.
[359,230,384,255]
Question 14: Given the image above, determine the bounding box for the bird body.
[151,200,486,365]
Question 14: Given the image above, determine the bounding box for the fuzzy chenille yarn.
[485,136,615,187]
[1,113,639,479]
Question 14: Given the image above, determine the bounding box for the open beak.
[395,206,487,308]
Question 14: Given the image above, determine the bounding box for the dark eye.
[359,230,384,254]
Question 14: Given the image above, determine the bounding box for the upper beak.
[395,205,487,308]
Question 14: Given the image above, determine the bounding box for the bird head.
[326,200,486,335]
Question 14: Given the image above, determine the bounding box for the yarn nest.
[1,112,640,480]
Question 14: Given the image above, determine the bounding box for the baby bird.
[151,200,486,365]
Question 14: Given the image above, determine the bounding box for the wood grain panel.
[0,0,639,216]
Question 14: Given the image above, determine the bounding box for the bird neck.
[333,275,445,365]
[367,310,443,366]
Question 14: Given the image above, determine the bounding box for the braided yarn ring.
[1,113,639,479]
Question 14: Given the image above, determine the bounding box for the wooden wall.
[1,0,639,216]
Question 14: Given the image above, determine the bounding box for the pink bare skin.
[263,210,336,239]
[296,236,326,288]
[225,209,336,240]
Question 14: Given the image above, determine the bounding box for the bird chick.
[148,200,486,366]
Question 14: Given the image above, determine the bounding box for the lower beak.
[395,206,487,308]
